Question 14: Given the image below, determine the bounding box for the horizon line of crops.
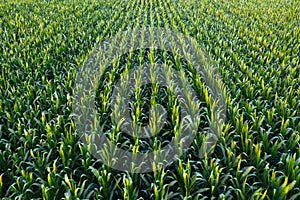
[0,0,299,199]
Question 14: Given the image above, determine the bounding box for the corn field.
[0,0,299,199]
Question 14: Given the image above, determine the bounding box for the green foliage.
[0,0,299,199]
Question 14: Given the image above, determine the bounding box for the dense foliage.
[0,0,299,199]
